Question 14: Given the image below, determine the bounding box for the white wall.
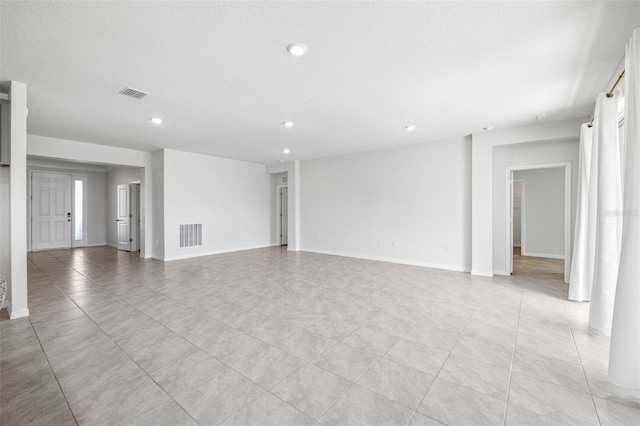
[514,168,565,257]
[162,149,273,260]
[106,167,142,247]
[493,140,578,274]
[299,136,472,271]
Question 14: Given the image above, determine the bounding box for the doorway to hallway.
[506,163,571,282]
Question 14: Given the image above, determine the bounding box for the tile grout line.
[31,256,204,426]
[502,289,524,426]
[310,295,449,425]
[405,290,490,426]
[213,284,433,424]
[27,264,80,426]
[563,301,604,426]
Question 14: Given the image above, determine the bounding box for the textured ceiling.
[2,1,639,164]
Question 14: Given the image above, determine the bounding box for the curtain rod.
[588,70,626,127]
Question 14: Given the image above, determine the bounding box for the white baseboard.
[150,254,165,261]
[521,251,564,260]
[471,269,494,277]
[300,248,471,273]
[85,242,108,247]
[493,269,509,276]
[163,244,274,262]
[7,302,30,319]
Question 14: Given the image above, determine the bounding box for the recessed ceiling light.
[483,126,494,131]
[150,117,163,124]
[283,121,294,128]
[283,148,290,154]
[287,43,307,57]
[405,125,416,131]
[279,160,284,163]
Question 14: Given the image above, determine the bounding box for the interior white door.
[32,173,72,250]
[117,184,131,251]
[281,187,288,245]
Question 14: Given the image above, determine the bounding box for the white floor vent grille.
[180,224,202,248]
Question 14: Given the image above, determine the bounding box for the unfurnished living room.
[1,1,640,425]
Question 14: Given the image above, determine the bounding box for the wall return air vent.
[119,87,149,100]
[180,224,202,248]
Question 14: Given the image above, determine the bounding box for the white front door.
[32,172,72,250]
[281,187,288,245]
[117,184,131,251]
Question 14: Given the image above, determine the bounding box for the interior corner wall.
[106,167,143,247]
[299,136,472,271]
[492,140,578,274]
[151,150,164,260]
[514,168,565,258]
[162,149,272,261]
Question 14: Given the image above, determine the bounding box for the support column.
[9,81,29,319]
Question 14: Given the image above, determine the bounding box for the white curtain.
[609,28,640,400]
[588,93,624,337]
[568,124,594,301]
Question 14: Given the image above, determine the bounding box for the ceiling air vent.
[119,87,149,100]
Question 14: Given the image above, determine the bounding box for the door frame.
[505,162,571,282]
[512,179,525,250]
[29,171,87,250]
[276,184,288,246]
[509,178,525,274]
[130,182,141,252]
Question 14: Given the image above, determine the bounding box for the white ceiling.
[2,1,639,165]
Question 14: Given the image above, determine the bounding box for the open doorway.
[506,163,571,282]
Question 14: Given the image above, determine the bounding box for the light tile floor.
[1,246,639,425]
